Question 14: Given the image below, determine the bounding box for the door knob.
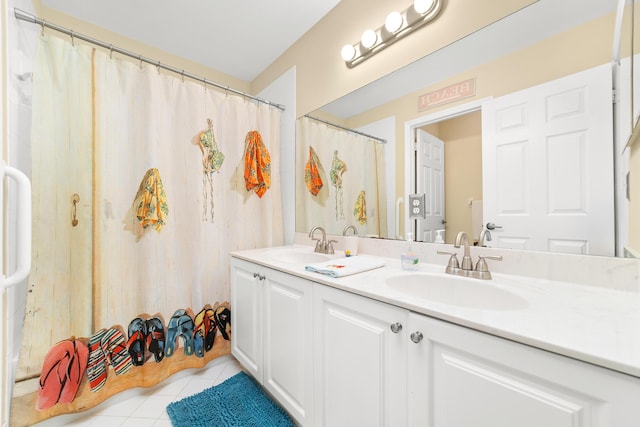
[410,331,424,343]
[486,222,502,230]
[390,322,403,333]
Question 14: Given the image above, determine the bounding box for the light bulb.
[414,0,434,15]
[341,44,356,61]
[385,11,403,33]
[361,29,378,49]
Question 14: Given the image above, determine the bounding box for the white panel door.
[263,268,314,426]
[314,285,407,427]
[416,128,445,242]
[482,63,614,255]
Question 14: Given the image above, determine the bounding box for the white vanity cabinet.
[313,284,407,427]
[407,312,640,427]
[232,254,640,427]
[230,257,314,426]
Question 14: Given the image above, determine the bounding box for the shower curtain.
[17,33,283,420]
[296,116,387,237]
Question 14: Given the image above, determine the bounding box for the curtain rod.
[303,115,387,143]
[13,8,285,111]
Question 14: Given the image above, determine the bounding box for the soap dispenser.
[400,232,420,271]
[434,229,445,244]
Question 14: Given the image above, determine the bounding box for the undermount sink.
[385,273,528,311]
[265,248,333,264]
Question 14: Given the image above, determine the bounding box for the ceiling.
[40,0,342,82]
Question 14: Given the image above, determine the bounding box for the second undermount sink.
[264,248,333,265]
[385,273,528,311]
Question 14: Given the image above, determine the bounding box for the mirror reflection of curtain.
[19,33,283,389]
[296,116,387,237]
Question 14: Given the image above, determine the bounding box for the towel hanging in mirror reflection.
[354,190,367,225]
[304,146,323,196]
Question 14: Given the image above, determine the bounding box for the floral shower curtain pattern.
[296,116,387,237]
[18,33,283,420]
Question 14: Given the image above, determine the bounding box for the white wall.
[257,67,296,244]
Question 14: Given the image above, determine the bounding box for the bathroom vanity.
[230,241,640,427]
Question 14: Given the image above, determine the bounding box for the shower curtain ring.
[181,70,185,82]
[157,61,161,74]
[70,30,74,46]
[109,44,114,59]
[138,55,143,69]
[40,19,45,36]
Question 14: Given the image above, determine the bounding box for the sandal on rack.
[127,317,148,366]
[165,309,186,358]
[58,340,89,405]
[146,316,165,362]
[101,327,133,376]
[87,329,108,392]
[204,307,217,352]
[36,340,75,410]
[166,309,196,357]
[214,306,231,341]
[194,307,216,357]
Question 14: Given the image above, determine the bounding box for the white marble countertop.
[231,244,640,379]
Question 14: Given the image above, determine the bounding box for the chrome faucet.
[309,226,337,254]
[479,229,492,247]
[342,225,357,236]
[437,230,503,279]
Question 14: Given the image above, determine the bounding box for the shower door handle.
[2,162,32,289]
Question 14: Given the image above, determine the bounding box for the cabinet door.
[263,268,314,426]
[314,285,407,427]
[230,258,262,381]
[408,312,640,427]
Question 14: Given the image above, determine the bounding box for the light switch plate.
[409,193,426,219]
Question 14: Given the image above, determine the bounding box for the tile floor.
[32,355,244,427]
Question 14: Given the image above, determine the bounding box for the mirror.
[296,0,636,257]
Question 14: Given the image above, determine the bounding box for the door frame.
[403,97,491,239]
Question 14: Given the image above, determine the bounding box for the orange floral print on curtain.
[243,130,271,198]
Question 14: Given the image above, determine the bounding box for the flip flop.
[87,329,108,392]
[176,313,195,356]
[204,307,217,352]
[146,316,165,362]
[214,306,231,341]
[58,340,89,405]
[127,317,148,366]
[165,309,187,358]
[193,308,207,358]
[36,340,75,410]
[101,328,133,376]
[194,307,217,357]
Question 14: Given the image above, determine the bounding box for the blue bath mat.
[166,371,294,427]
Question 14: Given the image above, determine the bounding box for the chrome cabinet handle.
[410,331,424,343]
[390,322,403,333]
[486,222,502,230]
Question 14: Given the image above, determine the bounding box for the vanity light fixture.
[341,0,444,67]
